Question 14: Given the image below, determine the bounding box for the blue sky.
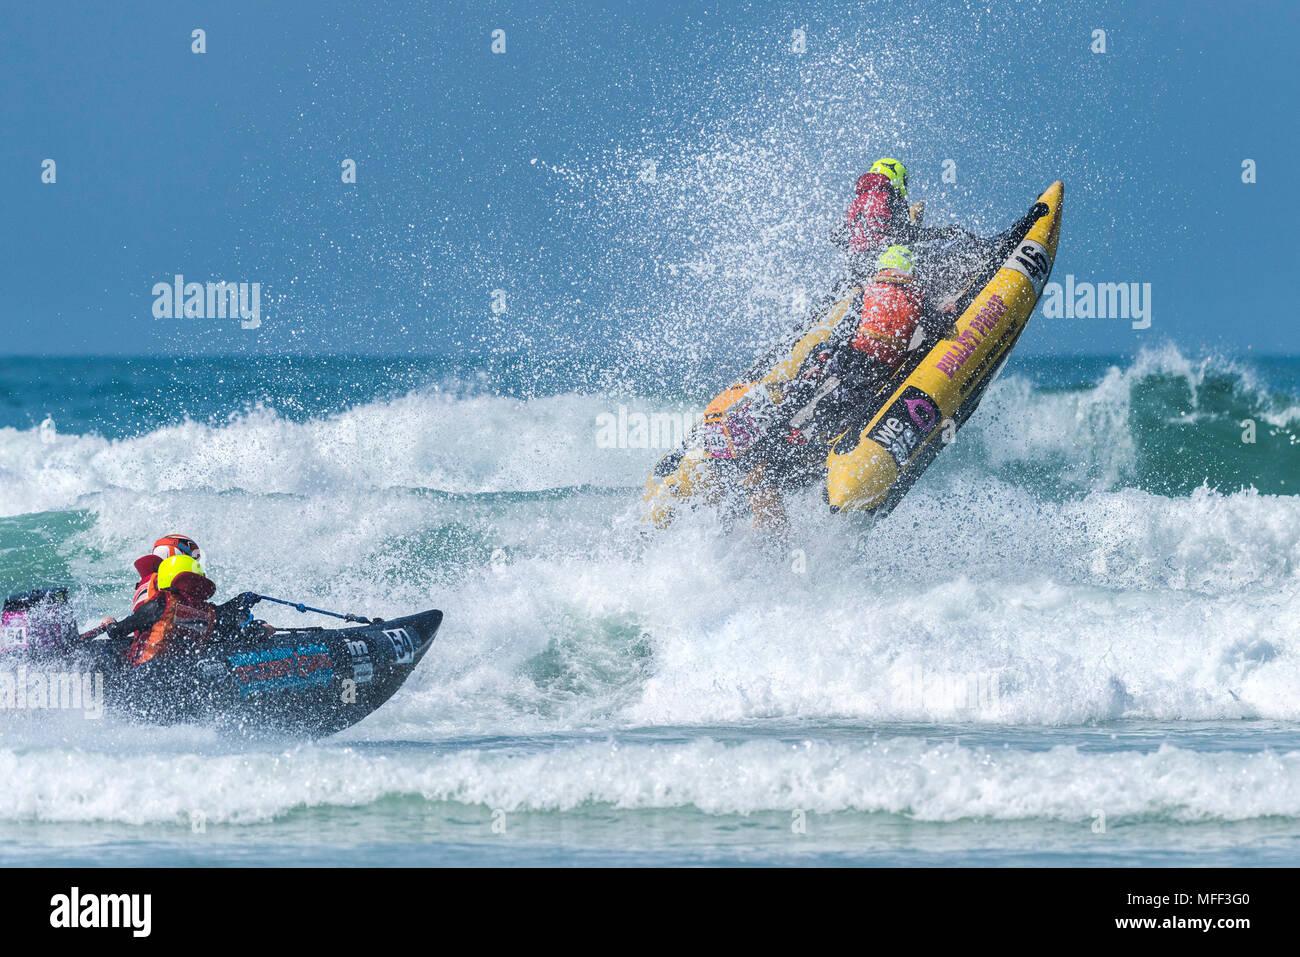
[1,0,1296,357]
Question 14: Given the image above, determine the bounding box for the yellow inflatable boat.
[644,181,1064,526]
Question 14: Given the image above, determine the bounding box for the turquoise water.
[1,348,1298,866]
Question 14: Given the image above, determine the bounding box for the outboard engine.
[1,589,79,654]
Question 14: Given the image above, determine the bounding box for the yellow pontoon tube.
[644,181,1063,526]
[825,181,1062,513]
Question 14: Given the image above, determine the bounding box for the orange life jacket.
[851,271,923,366]
[127,580,217,667]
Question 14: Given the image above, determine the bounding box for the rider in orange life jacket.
[779,244,930,463]
[831,158,978,278]
[734,245,931,533]
[97,534,275,666]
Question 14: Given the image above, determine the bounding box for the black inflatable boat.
[1,588,442,736]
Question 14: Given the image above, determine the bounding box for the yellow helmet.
[157,554,204,589]
[876,244,916,275]
[870,158,908,197]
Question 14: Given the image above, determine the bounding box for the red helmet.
[855,171,892,195]
[152,534,202,562]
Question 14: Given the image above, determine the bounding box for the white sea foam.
[0,736,1297,825]
[0,348,1295,745]
[0,391,656,518]
[1,346,1293,521]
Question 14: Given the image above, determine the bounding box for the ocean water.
[0,346,1298,866]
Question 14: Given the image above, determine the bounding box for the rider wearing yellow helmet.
[785,243,927,448]
[832,157,979,276]
[99,537,275,665]
[869,158,910,197]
